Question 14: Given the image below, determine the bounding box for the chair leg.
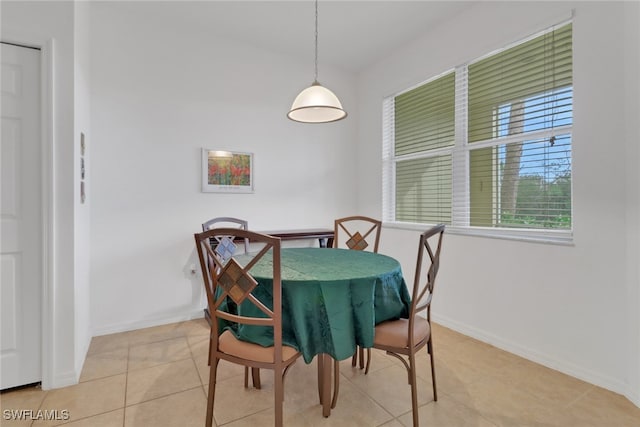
[428,338,437,401]
[331,358,340,409]
[274,369,284,427]
[244,367,261,389]
[321,354,332,417]
[317,356,324,404]
[205,358,219,427]
[351,346,371,370]
[408,353,419,427]
[252,367,261,389]
[364,348,372,374]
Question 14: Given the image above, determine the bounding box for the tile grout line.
[337,367,398,424]
[126,355,194,375]
[216,406,270,426]
[123,331,202,406]
[127,334,190,350]
[124,385,204,409]
[33,381,49,427]
[438,390,501,427]
[55,408,123,427]
[564,383,595,408]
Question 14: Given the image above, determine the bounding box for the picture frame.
[201,149,254,193]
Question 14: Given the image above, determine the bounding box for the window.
[382,22,573,242]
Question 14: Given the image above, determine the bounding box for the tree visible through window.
[493,89,572,229]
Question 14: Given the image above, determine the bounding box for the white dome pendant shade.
[287,81,347,123]
[287,0,347,124]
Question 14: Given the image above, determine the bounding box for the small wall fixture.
[287,0,347,123]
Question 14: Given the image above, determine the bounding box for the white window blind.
[383,21,573,241]
[468,24,573,143]
[393,72,455,224]
[466,23,572,230]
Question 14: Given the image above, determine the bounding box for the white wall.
[357,1,640,405]
[88,1,358,334]
[1,0,82,388]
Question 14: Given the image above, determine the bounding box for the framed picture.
[201,149,254,193]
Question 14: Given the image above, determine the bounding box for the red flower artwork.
[208,153,251,187]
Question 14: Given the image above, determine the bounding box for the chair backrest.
[194,228,284,356]
[333,216,382,253]
[410,224,445,322]
[202,217,249,254]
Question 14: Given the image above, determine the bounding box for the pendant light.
[287,0,347,123]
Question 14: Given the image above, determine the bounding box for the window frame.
[382,22,574,245]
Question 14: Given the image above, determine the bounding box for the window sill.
[383,222,574,246]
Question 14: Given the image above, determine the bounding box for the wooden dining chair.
[201,217,259,388]
[202,216,250,254]
[366,224,445,427]
[334,215,382,369]
[333,215,381,253]
[195,228,301,427]
[201,217,249,326]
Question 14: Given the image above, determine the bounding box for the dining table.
[224,247,411,417]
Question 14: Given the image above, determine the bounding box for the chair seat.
[374,317,430,349]
[219,330,299,363]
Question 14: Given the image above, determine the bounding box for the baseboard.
[74,330,92,383]
[47,370,78,390]
[431,313,635,404]
[627,388,640,408]
[92,309,205,337]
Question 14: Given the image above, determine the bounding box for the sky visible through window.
[492,87,573,228]
[497,87,573,183]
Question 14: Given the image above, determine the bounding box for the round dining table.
[225,247,411,417]
[232,247,410,361]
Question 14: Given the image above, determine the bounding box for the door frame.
[2,34,55,390]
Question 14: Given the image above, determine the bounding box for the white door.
[1,42,42,389]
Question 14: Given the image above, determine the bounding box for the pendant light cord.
[287,0,347,122]
[314,0,319,83]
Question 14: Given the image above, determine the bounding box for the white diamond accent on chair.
[215,236,237,262]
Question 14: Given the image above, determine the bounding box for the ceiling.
[162,1,476,73]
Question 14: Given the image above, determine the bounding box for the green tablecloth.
[221,247,411,363]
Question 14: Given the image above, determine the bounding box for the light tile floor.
[2,319,640,426]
